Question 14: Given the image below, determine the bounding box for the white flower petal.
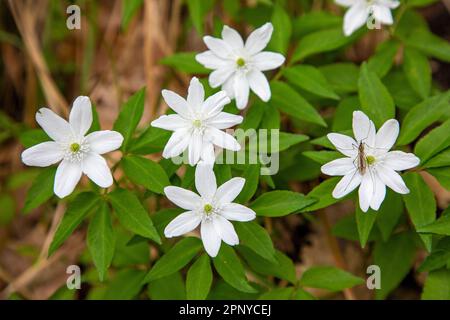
[343,2,369,36]
[54,160,82,198]
[21,141,63,167]
[332,169,362,198]
[82,153,113,188]
[336,0,357,7]
[164,211,201,238]
[209,67,235,88]
[196,51,228,69]
[69,96,92,136]
[222,75,236,98]
[245,22,273,55]
[247,69,271,102]
[187,77,205,110]
[252,52,285,71]
[195,163,217,200]
[381,151,420,171]
[358,172,374,212]
[213,215,239,246]
[234,73,250,109]
[203,36,233,59]
[370,175,386,211]
[372,4,393,25]
[162,129,192,158]
[327,133,358,157]
[375,119,399,150]
[206,127,241,151]
[161,89,191,118]
[201,220,222,257]
[151,114,190,131]
[377,165,409,194]
[382,0,400,9]
[222,25,244,50]
[352,111,375,145]
[35,108,71,142]
[85,130,123,154]
[321,157,356,176]
[215,177,245,205]
[188,130,202,166]
[164,186,201,210]
[207,112,243,129]
[220,203,256,222]
[200,141,216,165]
[202,91,231,119]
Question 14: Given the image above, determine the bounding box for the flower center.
[366,155,376,165]
[70,143,80,153]
[204,204,213,215]
[236,57,246,67]
[193,119,202,128]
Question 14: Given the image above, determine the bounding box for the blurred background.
[0,0,449,300]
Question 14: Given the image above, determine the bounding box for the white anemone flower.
[21,96,124,198]
[196,23,285,109]
[151,77,242,166]
[164,163,256,257]
[321,111,420,212]
[336,0,400,36]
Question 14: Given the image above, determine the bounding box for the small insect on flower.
[321,111,420,212]
[196,23,285,109]
[335,0,400,36]
[152,77,243,166]
[21,96,124,198]
[164,163,256,257]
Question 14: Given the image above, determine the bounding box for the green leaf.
[108,188,160,243]
[255,132,309,153]
[87,202,115,281]
[283,65,339,100]
[427,167,450,189]
[121,0,143,30]
[422,269,450,300]
[374,232,416,300]
[213,245,257,293]
[0,194,14,225]
[270,81,327,127]
[402,173,436,251]
[424,148,450,168]
[418,214,450,236]
[267,4,291,54]
[332,96,360,131]
[259,287,294,300]
[397,92,450,145]
[19,129,49,148]
[238,247,297,283]
[239,101,265,130]
[418,238,450,272]
[403,47,431,99]
[319,63,359,94]
[294,287,316,300]
[113,88,146,151]
[49,192,100,256]
[383,69,421,110]
[235,164,260,203]
[121,155,170,194]
[103,269,146,300]
[301,177,343,212]
[250,190,317,217]
[187,0,215,35]
[367,40,399,78]
[355,206,377,248]
[159,52,209,74]
[186,254,213,300]
[292,27,361,63]
[403,28,450,63]
[234,221,276,262]
[302,151,341,165]
[358,63,395,127]
[415,119,450,163]
[376,190,404,242]
[293,12,341,38]
[129,126,170,154]
[23,167,55,213]
[148,272,186,300]
[299,266,364,292]
[144,237,202,282]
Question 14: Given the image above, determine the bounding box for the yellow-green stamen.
[70,143,81,153]
[204,204,213,215]
[236,58,245,67]
[193,119,202,128]
[366,155,375,165]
